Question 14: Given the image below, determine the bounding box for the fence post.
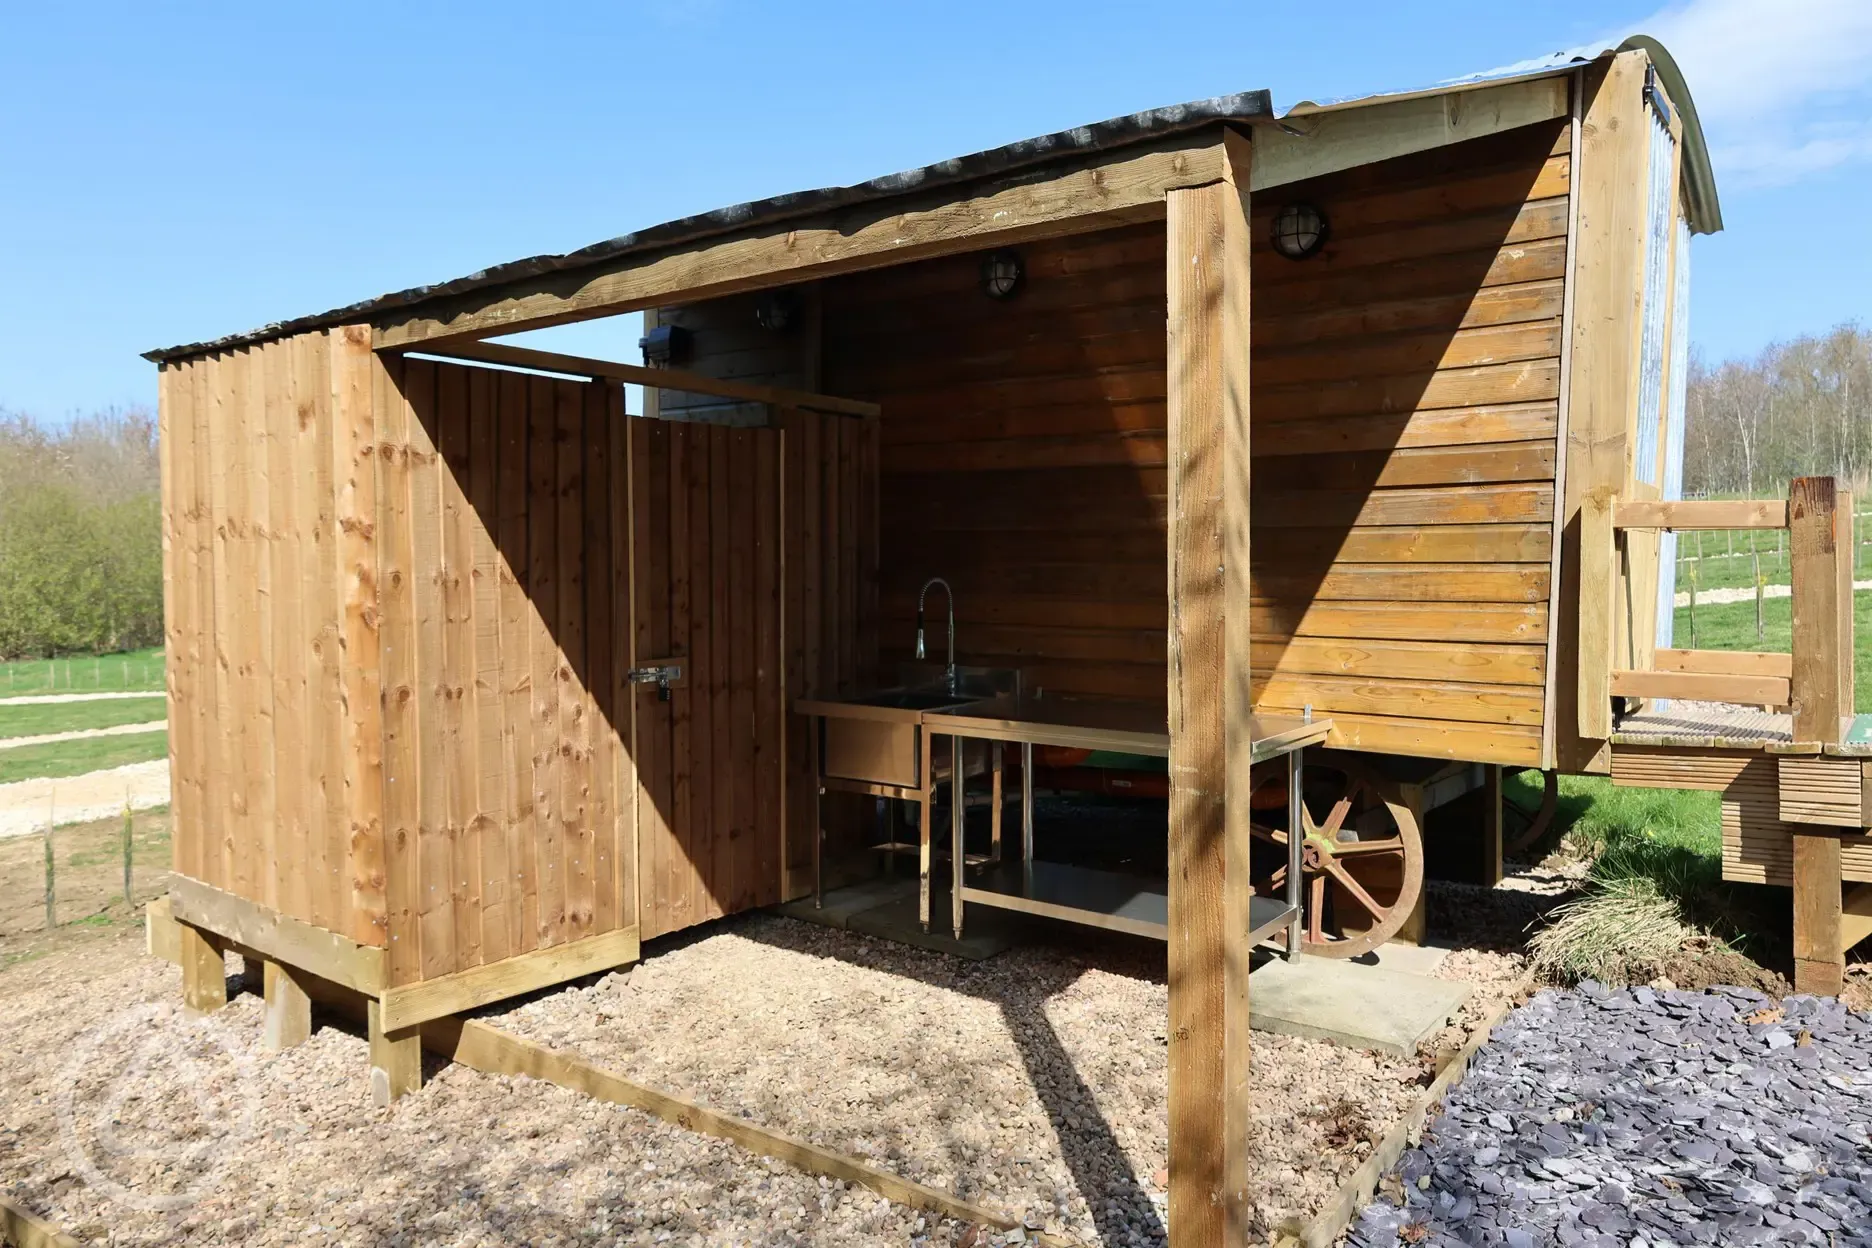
[43,808,55,931]
[122,797,134,907]
[1788,477,1848,996]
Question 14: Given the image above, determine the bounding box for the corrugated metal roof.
[144,35,1719,364]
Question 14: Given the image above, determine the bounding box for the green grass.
[0,696,167,741]
[0,647,165,695]
[0,729,167,784]
[1674,513,1872,596]
[1671,588,1872,712]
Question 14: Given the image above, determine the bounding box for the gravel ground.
[487,913,1515,1245]
[1348,982,1872,1248]
[0,758,171,838]
[0,931,984,1247]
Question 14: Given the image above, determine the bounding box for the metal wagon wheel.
[1247,756,1424,960]
[1502,767,1561,858]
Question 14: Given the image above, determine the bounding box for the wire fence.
[0,649,165,696]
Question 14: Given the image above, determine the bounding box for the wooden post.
[1837,494,1854,720]
[121,799,134,906]
[367,996,424,1106]
[42,818,54,930]
[262,959,314,1051]
[1482,766,1505,887]
[1165,126,1253,1248]
[178,922,227,1013]
[1788,476,1848,995]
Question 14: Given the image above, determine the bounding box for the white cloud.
[1639,0,1872,187]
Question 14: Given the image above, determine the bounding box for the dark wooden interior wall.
[819,120,1569,766]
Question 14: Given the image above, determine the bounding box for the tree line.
[1684,323,1871,499]
[0,408,163,659]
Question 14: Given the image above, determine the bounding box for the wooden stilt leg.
[368,996,423,1106]
[1482,765,1505,887]
[263,959,313,1052]
[178,922,227,1014]
[1792,830,1844,996]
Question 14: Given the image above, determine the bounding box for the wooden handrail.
[1614,499,1789,530]
[1610,668,1790,707]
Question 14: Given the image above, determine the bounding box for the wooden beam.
[262,958,313,1052]
[178,918,227,1014]
[169,876,385,995]
[1789,477,1845,745]
[0,1194,83,1248]
[1609,668,1791,707]
[1652,648,1793,679]
[367,997,423,1106]
[1577,487,1616,739]
[378,925,640,1032]
[1555,52,1650,775]
[408,340,881,420]
[1614,499,1789,530]
[1792,831,1844,996]
[375,132,1225,351]
[1166,135,1252,1245]
[1253,76,1567,192]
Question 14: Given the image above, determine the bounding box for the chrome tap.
[915,577,957,694]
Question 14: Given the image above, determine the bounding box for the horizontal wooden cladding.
[1259,236,1567,319]
[162,333,362,945]
[1259,440,1554,490]
[1776,757,1868,828]
[1249,601,1549,645]
[1611,745,1756,791]
[1251,279,1563,352]
[1253,402,1557,458]
[1615,499,1791,530]
[1609,668,1790,707]
[1305,710,1543,767]
[1252,672,1543,727]
[1253,636,1545,686]
[882,430,1164,475]
[1255,318,1561,388]
[1263,151,1570,241]
[1248,523,1552,564]
[1257,196,1568,290]
[1719,761,1872,887]
[1253,483,1554,528]
[1253,562,1549,604]
[1256,357,1560,423]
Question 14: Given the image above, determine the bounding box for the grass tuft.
[1529,875,1693,986]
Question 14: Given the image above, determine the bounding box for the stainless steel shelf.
[961,860,1296,945]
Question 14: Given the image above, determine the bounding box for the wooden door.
[630,418,784,939]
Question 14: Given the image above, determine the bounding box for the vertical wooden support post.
[1577,487,1617,739]
[367,996,424,1106]
[178,922,227,1014]
[1166,127,1252,1248]
[1788,476,1847,995]
[1837,493,1855,718]
[1482,766,1505,887]
[262,959,313,1052]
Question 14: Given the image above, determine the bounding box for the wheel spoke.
[1326,860,1388,920]
[1329,836,1404,857]
[1268,865,1288,891]
[1307,875,1326,944]
[1316,795,1353,839]
[1249,821,1288,846]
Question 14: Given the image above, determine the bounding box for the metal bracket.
[629,662,683,701]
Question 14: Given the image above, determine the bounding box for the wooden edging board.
[168,876,384,996]
[141,900,1075,1246]
[0,1193,83,1248]
[1279,974,1534,1248]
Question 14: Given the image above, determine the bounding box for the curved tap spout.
[915,577,957,694]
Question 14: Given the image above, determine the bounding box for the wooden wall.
[815,120,1569,765]
[1248,120,1571,767]
[824,224,1169,702]
[159,332,364,944]
[373,356,635,986]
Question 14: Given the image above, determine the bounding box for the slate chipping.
[1347,984,1872,1248]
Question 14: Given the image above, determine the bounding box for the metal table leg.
[1286,746,1304,957]
[989,743,1004,864]
[1021,741,1034,895]
[812,717,824,910]
[952,733,966,940]
[918,727,933,931]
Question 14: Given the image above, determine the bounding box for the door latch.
[629,662,683,701]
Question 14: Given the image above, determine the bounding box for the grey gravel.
[1348,982,1872,1248]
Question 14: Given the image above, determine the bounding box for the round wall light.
[1270,203,1328,260]
[755,290,797,331]
[980,250,1024,299]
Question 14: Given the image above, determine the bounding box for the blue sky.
[2,0,1867,419]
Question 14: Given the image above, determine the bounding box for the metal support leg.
[1286,747,1304,958]
[918,728,933,931]
[1021,741,1034,895]
[952,734,966,940]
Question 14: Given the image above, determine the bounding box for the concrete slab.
[1364,940,1453,978]
[846,888,1018,961]
[1249,954,1472,1058]
[776,875,915,931]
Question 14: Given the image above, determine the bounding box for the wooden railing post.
[1787,475,1848,995]
[1577,487,1617,739]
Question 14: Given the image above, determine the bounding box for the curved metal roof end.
[1618,35,1723,236]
